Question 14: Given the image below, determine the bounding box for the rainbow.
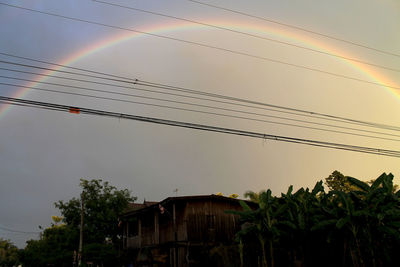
[0,19,398,118]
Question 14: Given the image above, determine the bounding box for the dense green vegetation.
[0,238,20,266]
[232,172,400,267]
[19,179,136,267]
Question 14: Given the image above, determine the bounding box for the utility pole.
[78,192,84,266]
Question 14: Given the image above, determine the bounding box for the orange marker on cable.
[69,107,80,114]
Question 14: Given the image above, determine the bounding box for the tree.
[21,179,136,267]
[326,170,399,193]
[325,170,359,192]
[20,224,78,267]
[0,238,19,267]
[55,179,136,244]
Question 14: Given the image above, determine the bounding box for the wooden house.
[121,194,256,266]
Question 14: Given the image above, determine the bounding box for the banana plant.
[278,181,327,265]
[232,172,400,266]
[332,190,366,267]
[257,190,280,267]
[226,200,267,266]
[228,190,279,267]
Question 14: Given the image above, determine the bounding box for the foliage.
[0,238,19,267]
[51,215,63,225]
[19,224,77,267]
[21,179,136,267]
[83,243,118,266]
[243,190,267,203]
[233,172,400,267]
[55,179,136,244]
[325,170,360,192]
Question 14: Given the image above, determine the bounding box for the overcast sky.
[0,0,399,247]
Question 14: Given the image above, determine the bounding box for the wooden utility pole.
[78,192,84,266]
[173,203,177,267]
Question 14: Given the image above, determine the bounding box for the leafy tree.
[325,170,360,192]
[55,179,136,244]
[0,238,19,266]
[20,224,77,267]
[21,179,136,267]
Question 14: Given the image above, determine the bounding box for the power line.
[1,2,399,91]
[1,53,400,132]
[0,224,39,234]
[2,69,400,140]
[3,81,399,142]
[0,58,369,126]
[187,0,400,58]
[136,80,400,132]
[0,53,134,83]
[92,0,400,73]
[0,99,63,112]
[2,95,400,157]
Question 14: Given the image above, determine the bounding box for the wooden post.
[154,211,159,244]
[138,218,142,248]
[78,192,84,266]
[125,220,129,249]
[173,203,177,267]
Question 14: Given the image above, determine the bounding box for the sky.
[0,0,399,248]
